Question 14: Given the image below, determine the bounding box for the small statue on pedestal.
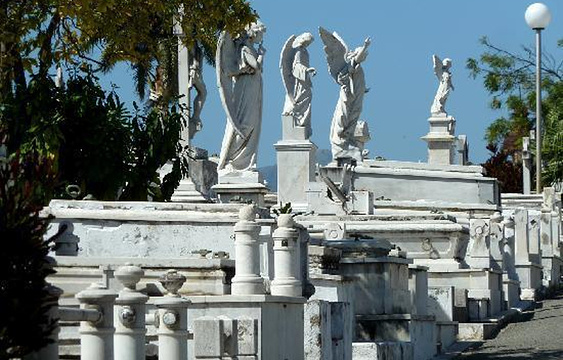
[431,55,454,116]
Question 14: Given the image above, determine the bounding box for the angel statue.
[431,55,454,115]
[280,32,316,138]
[319,27,371,162]
[216,21,267,173]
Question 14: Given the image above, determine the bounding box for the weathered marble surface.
[319,27,371,162]
[431,54,454,115]
[217,21,266,172]
[280,32,316,139]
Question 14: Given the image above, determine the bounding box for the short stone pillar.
[456,134,468,165]
[522,136,531,194]
[514,208,531,264]
[421,113,456,165]
[528,211,541,264]
[155,269,190,360]
[114,264,148,360]
[75,283,118,360]
[489,212,505,271]
[466,218,492,269]
[271,214,302,297]
[231,206,264,295]
[541,207,554,257]
[501,216,517,280]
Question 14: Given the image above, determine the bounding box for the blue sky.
[102,0,562,167]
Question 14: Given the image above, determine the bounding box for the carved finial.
[239,205,256,222]
[277,214,294,228]
[159,269,186,297]
[115,264,144,291]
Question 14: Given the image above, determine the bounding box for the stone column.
[421,114,456,165]
[231,206,264,295]
[75,283,118,360]
[522,137,531,194]
[114,264,148,360]
[155,270,190,360]
[271,214,302,297]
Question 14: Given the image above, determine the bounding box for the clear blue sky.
[102,0,562,167]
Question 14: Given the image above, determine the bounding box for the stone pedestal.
[168,147,218,203]
[421,114,456,165]
[188,295,305,360]
[274,140,316,212]
[212,170,268,207]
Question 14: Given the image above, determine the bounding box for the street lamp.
[525,3,551,193]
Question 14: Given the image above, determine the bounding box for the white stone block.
[193,316,223,358]
[236,317,258,356]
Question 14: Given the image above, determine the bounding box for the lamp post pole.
[535,28,542,193]
[525,2,551,194]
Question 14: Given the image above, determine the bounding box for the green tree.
[0,146,57,359]
[0,0,256,99]
[467,36,563,190]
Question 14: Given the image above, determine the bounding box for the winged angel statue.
[319,27,371,162]
[216,21,266,172]
[430,55,454,115]
[280,32,316,138]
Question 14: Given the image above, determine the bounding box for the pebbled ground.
[456,292,563,359]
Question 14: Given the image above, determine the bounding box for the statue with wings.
[216,21,266,172]
[319,27,371,162]
[280,32,316,138]
[431,55,454,115]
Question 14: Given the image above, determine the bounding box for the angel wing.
[280,34,297,104]
[319,27,348,82]
[432,54,443,80]
[216,31,244,137]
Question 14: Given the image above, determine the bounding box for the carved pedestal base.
[274,139,316,212]
[421,113,456,165]
[212,171,268,207]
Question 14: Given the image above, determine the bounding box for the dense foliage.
[0,0,257,98]
[0,1,257,356]
[0,148,57,359]
[467,37,563,190]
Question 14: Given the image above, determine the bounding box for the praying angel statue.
[431,55,454,115]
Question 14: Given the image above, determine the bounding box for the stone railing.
[28,205,308,360]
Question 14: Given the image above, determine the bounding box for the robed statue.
[216,21,267,172]
[431,55,454,115]
[280,32,316,138]
[319,27,371,162]
[187,44,207,139]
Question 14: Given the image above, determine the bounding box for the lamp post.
[525,3,551,193]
